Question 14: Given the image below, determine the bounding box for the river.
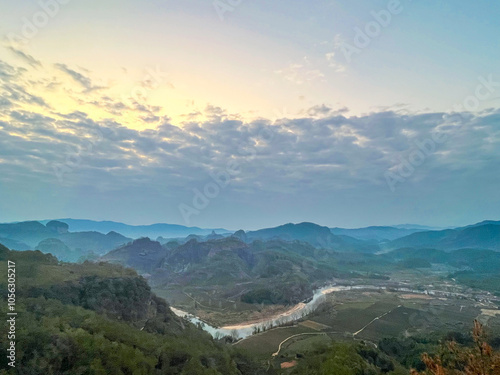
[170,284,377,339]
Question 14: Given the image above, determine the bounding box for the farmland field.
[235,286,494,361]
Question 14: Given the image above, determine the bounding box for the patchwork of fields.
[235,286,500,371]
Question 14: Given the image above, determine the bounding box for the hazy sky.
[0,0,499,229]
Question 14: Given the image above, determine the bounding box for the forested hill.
[0,244,261,374]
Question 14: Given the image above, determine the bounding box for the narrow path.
[353,305,402,337]
[252,304,403,360]
[272,333,326,357]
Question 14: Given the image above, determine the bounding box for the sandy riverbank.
[221,302,307,330]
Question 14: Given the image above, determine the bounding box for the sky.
[0,0,499,230]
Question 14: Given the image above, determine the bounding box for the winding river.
[171,284,375,339]
[170,281,495,340]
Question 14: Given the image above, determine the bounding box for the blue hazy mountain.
[385,221,500,251]
[0,220,131,261]
[40,218,229,239]
[330,226,425,242]
[244,222,378,252]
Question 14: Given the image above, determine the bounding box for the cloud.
[275,58,326,85]
[55,63,105,92]
[305,104,349,118]
[325,52,346,73]
[0,54,166,129]
[322,34,349,73]
[1,53,500,227]
[0,60,27,81]
[0,62,49,108]
[2,57,499,195]
[1,93,499,194]
[6,46,42,67]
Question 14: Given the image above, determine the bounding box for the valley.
[162,273,500,341]
[236,277,500,371]
[2,218,500,373]
[2,3,499,373]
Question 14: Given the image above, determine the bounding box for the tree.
[412,320,500,375]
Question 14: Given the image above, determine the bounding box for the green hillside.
[0,244,263,374]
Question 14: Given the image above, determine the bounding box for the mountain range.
[0,220,131,261]
[330,226,425,242]
[102,236,337,306]
[39,218,229,239]
[1,219,500,265]
[383,222,500,252]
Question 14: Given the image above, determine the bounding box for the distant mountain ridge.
[243,222,378,252]
[242,220,500,252]
[0,220,131,261]
[391,224,446,230]
[330,226,424,242]
[461,220,500,229]
[385,222,500,251]
[2,219,500,263]
[39,218,229,239]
